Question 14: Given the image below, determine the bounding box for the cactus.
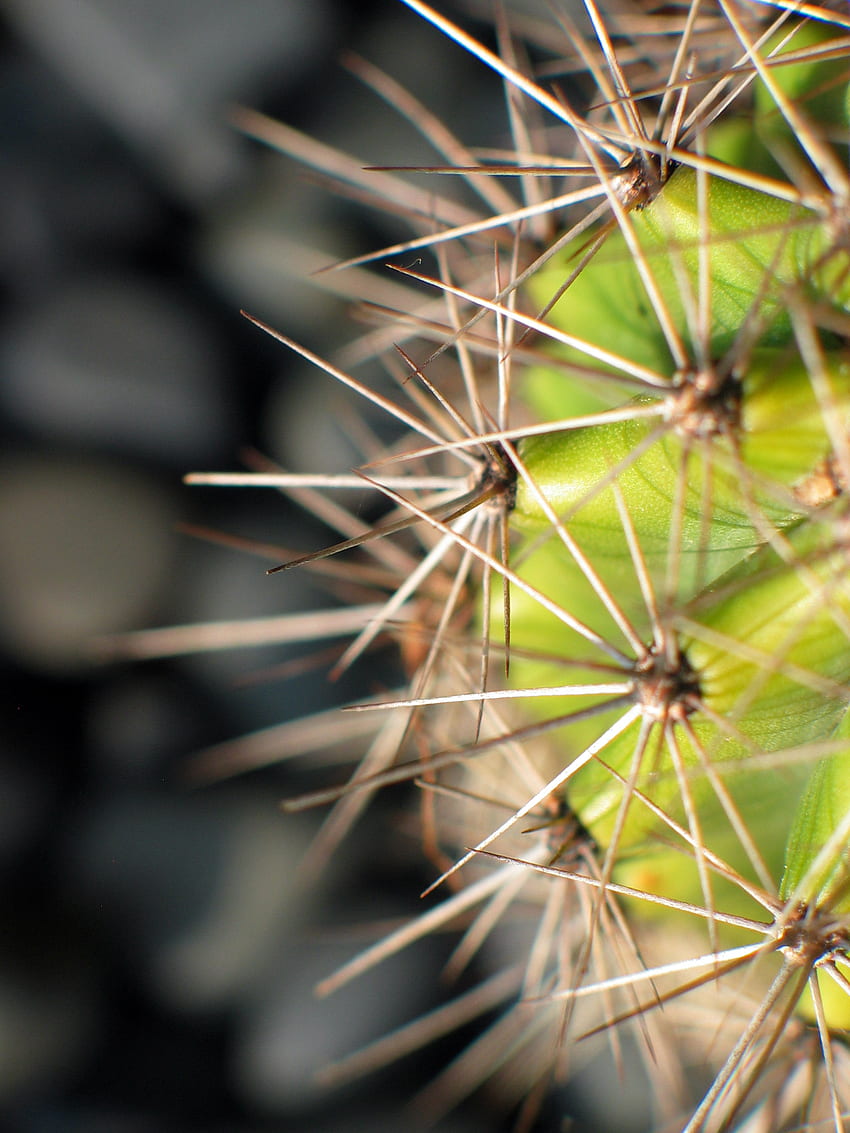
[114,1,850,1129]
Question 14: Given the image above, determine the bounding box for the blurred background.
[0,1,564,1130]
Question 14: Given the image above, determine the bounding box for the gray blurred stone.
[0,452,176,671]
[0,56,157,293]
[66,790,315,1012]
[86,671,204,780]
[4,0,338,202]
[3,274,231,464]
[232,919,438,1113]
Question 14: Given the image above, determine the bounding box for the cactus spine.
[138,3,850,1129]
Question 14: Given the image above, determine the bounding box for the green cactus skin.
[513,348,850,608]
[778,705,850,1030]
[781,705,850,914]
[524,165,850,414]
[754,20,850,168]
[504,509,850,861]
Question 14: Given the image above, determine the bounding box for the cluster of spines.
[109,2,850,1130]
